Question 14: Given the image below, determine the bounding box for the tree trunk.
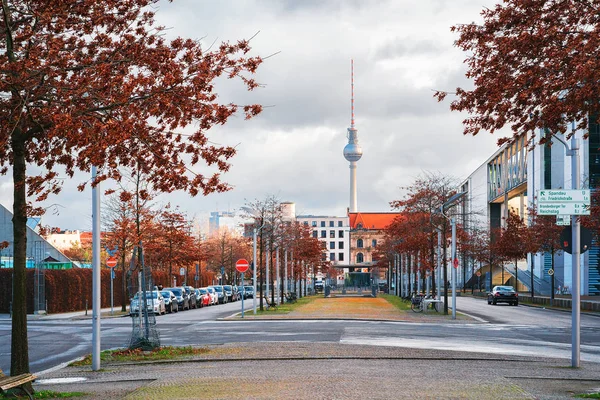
[530,253,534,299]
[11,134,30,377]
[259,230,264,311]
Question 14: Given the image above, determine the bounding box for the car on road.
[198,288,211,307]
[243,286,254,299]
[488,285,519,306]
[237,286,247,299]
[206,287,218,305]
[160,290,178,313]
[167,287,190,311]
[211,285,227,304]
[130,290,166,315]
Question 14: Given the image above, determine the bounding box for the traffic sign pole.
[241,273,245,318]
[571,135,581,368]
[110,267,114,316]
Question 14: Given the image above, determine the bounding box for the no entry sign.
[106,257,117,268]
[236,259,250,273]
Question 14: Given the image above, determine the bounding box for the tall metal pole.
[252,227,257,315]
[284,248,288,298]
[571,133,581,368]
[265,239,270,302]
[91,166,101,371]
[451,217,457,320]
[437,228,442,301]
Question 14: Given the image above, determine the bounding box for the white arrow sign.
[538,202,590,215]
[538,189,590,204]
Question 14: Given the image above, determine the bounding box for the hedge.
[0,268,173,314]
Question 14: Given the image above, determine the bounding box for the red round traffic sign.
[453,258,459,269]
[236,258,249,273]
[106,257,117,268]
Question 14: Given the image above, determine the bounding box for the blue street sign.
[105,246,118,257]
[220,266,225,276]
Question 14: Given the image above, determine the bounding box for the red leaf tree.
[1,0,262,376]
[494,211,530,289]
[435,0,600,144]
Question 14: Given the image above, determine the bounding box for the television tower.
[343,60,363,213]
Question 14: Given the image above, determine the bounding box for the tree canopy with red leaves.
[2,0,263,376]
[436,0,600,145]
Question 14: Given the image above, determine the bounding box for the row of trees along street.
[1,0,264,381]
[243,196,329,311]
[377,172,600,315]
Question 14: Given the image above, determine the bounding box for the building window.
[330,241,335,249]
[330,230,335,238]
[338,221,343,227]
[321,230,326,238]
[303,221,308,226]
[312,221,317,227]
[329,221,334,227]
[339,230,344,238]
[330,252,335,261]
[357,253,364,263]
[339,241,344,249]
[372,239,377,248]
[312,230,317,238]
[357,239,363,248]
[357,223,363,229]
[339,253,344,262]
[321,221,325,227]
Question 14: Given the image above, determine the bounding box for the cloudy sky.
[0,0,504,230]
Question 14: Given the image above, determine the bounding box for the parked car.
[211,285,227,304]
[198,288,211,307]
[167,287,189,311]
[130,290,166,315]
[206,287,218,305]
[243,285,255,299]
[223,285,235,302]
[236,286,246,300]
[193,289,204,307]
[184,286,198,309]
[487,285,519,306]
[160,290,178,313]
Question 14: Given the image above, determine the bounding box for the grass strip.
[254,294,319,315]
[70,346,210,366]
[380,293,413,312]
[576,393,600,399]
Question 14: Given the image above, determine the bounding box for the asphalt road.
[1,295,599,374]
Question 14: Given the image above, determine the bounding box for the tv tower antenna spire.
[343,59,363,213]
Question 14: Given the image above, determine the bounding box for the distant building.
[296,215,350,286]
[209,211,245,237]
[0,203,72,269]
[347,212,402,285]
[45,229,82,251]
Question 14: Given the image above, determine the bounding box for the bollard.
[85,299,88,316]
[45,300,48,315]
[9,301,12,318]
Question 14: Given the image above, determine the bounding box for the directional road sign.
[538,189,590,203]
[538,202,590,215]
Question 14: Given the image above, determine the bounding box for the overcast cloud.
[0,0,503,230]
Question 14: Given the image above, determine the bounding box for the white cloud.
[0,0,502,229]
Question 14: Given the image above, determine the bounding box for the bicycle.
[411,295,441,313]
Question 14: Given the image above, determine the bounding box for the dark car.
[243,285,254,299]
[167,287,189,311]
[488,285,518,306]
[211,285,227,304]
[160,290,178,313]
[223,285,235,302]
[184,286,197,309]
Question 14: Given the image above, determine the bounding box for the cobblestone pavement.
[34,342,600,399]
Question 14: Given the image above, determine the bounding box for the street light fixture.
[435,191,467,320]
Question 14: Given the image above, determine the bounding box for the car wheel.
[492,299,497,305]
[487,298,491,305]
[514,301,518,306]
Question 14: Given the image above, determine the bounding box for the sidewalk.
[0,307,129,321]
[32,342,600,399]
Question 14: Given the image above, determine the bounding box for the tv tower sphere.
[344,131,363,162]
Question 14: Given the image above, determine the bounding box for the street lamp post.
[436,191,467,320]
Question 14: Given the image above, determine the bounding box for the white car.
[205,287,218,305]
[130,290,166,315]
